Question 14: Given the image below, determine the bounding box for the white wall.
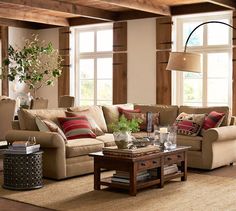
[127,18,156,104]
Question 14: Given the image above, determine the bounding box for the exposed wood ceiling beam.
[69,17,108,26]
[116,10,161,21]
[207,0,236,9]
[0,0,115,21]
[98,0,171,16]
[171,2,230,16]
[0,6,69,26]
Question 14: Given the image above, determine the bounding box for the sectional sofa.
[5,104,236,180]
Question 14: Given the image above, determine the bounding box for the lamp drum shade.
[166,52,202,73]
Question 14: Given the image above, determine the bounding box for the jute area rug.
[0,172,236,211]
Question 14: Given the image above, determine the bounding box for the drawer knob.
[177,155,182,158]
[167,157,172,161]
[141,163,146,166]
[153,161,157,164]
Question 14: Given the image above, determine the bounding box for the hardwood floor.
[0,158,236,211]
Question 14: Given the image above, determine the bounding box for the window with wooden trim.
[71,24,113,106]
[172,12,232,108]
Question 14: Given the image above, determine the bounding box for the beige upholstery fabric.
[66,156,94,178]
[177,135,202,151]
[96,134,116,147]
[68,105,108,132]
[134,104,178,126]
[30,98,48,109]
[58,95,75,108]
[0,99,16,141]
[66,138,104,158]
[102,104,134,132]
[18,108,66,131]
[179,106,229,126]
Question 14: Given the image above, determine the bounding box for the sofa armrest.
[6,130,65,149]
[203,125,236,143]
[230,116,236,125]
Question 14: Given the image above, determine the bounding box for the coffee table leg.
[160,157,164,188]
[181,151,187,181]
[94,159,101,190]
[129,164,137,196]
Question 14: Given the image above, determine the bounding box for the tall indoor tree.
[0,34,63,98]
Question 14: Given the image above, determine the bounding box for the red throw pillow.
[118,107,141,115]
[58,116,96,140]
[202,111,225,130]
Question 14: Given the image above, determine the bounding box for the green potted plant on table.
[109,115,142,149]
[0,34,63,98]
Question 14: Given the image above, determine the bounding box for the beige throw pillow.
[35,116,67,143]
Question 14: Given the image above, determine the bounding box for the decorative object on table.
[102,145,160,158]
[146,111,153,137]
[0,34,63,98]
[167,21,236,73]
[132,137,153,148]
[167,125,178,149]
[109,115,142,149]
[6,139,40,154]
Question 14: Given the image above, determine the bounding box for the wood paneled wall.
[113,21,127,104]
[156,17,172,105]
[1,26,8,96]
[58,27,70,98]
[232,12,236,115]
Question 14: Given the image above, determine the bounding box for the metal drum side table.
[3,151,43,190]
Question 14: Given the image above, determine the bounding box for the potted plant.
[0,34,63,98]
[109,115,142,149]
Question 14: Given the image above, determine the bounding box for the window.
[172,12,232,108]
[72,24,113,106]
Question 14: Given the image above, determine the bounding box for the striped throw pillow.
[58,116,96,140]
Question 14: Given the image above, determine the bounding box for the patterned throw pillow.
[58,116,96,140]
[175,112,206,136]
[122,111,160,132]
[35,116,67,143]
[65,111,104,136]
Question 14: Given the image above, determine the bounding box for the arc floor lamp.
[166,21,236,73]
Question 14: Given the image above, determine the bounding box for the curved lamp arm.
[184,21,236,52]
[167,20,235,73]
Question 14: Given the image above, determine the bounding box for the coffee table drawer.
[164,153,184,165]
[137,158,161,171]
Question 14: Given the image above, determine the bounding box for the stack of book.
[5,141,40,154]
[111,170,150,184]
[149,164,179,177]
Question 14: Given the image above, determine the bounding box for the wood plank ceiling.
[0,0,234,29]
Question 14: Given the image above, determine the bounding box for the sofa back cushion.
[68,105,108,132]
[179,106,229,126]
[18,108,66,131]
[134,104,178,126]
[102,104,134,132]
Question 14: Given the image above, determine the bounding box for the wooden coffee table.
[90,146,190,196]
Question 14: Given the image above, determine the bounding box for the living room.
[1,0,236,210]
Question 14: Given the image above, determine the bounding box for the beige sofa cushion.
[18,108,66,131]
[134,104,178,126]
[68,105,108,133]
[179,106,229,126]
[102,104,134,132]
[96,134,116,147]
[177,135,202,151]
[66,138,104,158]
